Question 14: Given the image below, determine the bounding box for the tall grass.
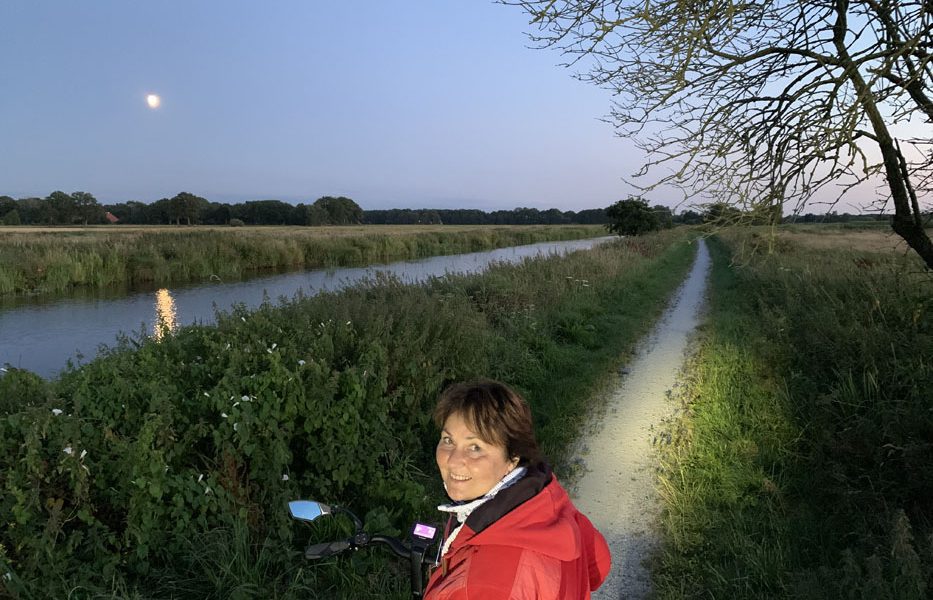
[1,229,695,598]
[655,230,932,598]
[0,225,603,297]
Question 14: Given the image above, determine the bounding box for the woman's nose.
[445,446,465,464]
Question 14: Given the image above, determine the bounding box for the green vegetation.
[0,192,611,227]
[0,225,603,297]
[655,230,932,598]
[605,196,668,236]
[0,230,695,598]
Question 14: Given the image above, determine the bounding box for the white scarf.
[436,466,527,557]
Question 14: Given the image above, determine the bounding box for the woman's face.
[436,412,517,502]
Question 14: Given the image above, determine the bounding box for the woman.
[424,379,610,599]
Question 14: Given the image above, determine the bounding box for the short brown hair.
[433,379,541,466]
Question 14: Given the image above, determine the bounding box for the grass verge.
[655,230,932,599]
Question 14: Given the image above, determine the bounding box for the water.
[0,237,613,379]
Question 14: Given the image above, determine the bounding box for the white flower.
[198,473,204,482]
[221,412,228,418]
[345,320,351,325]
[63,447,73,455]
[233,422,239,431]
[241,395,250,402]
[297,360,306,366]
[203,392,210,397]
[51,408,63,416]
[3,572,12,581]
[79,449,87,460]
[205,486,212,494]
[271,343,277,350]
[241,317,246,322]
[233,401,240,408]
[225,342,231,350]
[281,474,289,481]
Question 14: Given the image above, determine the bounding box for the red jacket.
[424,465,610,599]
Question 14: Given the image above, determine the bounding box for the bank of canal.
[1,237,612,378]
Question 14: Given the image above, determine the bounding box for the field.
[0,224,604,297]
[654,227,932,598]
[774,225,929,253]
[0,229,695,599]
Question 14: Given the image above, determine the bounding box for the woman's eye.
[469,444,482,452]
[440,436,453,445]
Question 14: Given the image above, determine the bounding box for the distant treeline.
[363,207,608,225]
[0,191,609,227]
[0,190,898,227]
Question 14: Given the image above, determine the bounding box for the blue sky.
[0,1,646,211]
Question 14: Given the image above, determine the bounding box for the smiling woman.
[426,379,611,599]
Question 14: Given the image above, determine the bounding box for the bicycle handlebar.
[305,540,352,559]
[370,535,410,560]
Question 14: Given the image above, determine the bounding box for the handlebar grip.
[305,540,351,559]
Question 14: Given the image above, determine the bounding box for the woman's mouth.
[449,473,471,482]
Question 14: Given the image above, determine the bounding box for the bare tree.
[505,0,933,268]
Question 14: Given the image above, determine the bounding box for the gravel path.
[570,239,711,599]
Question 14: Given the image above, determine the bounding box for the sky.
[0,1,644,212]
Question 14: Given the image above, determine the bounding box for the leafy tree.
[543,208,569,224]
[169,192,208,225]
[702,202,744,225]
[146,198,172,224]
[1,209,20,225]
[0,196,15,218]
[46,190,75,225]
[652,205,674,229]
[304,202,329,226]
[311,196,363,225]
[14,197,48,225]
[575,208,608,224]
[199,202,231,225]
[678,210,703,225]
[605,197,660,236]
[242,200,293,225]
[71,191,102,225]
[509,0,933,268]
[104,201,150,224]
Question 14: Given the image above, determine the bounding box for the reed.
[0,225,604,297]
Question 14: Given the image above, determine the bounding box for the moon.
[146,94,161,109]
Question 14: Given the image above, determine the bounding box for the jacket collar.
[463,461,552,536]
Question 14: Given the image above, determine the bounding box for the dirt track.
[570,239,711,599]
